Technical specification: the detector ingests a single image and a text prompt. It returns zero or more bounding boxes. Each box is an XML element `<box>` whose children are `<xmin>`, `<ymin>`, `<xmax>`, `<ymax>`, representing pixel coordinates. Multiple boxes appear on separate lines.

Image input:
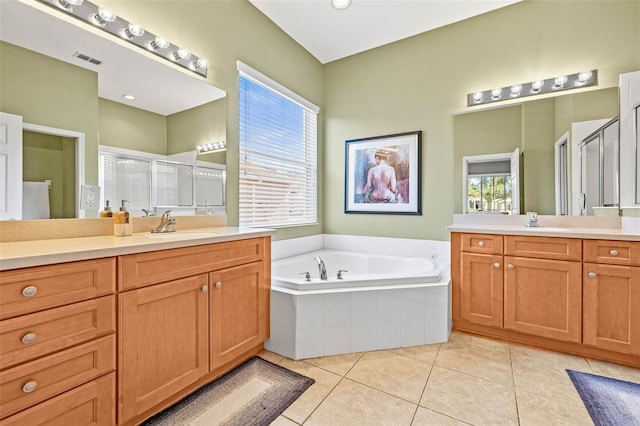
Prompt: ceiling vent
<box><xmin>73</xmin><ymin>51</ymin><xmax>102</xmax><ymax>66</ymax></box>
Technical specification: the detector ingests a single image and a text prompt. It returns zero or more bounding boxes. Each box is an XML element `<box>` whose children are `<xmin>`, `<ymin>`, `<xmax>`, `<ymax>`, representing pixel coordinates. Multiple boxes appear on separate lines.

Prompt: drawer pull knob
<box><xmin>215</xmin><ymin>282</ymin><xmax>222</xmax><ymax>289</ymax></box>
<box><xmin>493</xmin><ymin>262</ymin><xmax>501</xmax><ymax>268</ymax></box>
<box><xmin>478</xmin><ymin>241</ymin><xmax>485</xmax><ymax>247</ymax></box>
<box><xmin>21</xmin><ymin>332</ymin><xmax>37</xmax><ymax>345</ymax></box>
<box><xmin>22</xmin><ymin>381</ymin><xmax>37</xmax><ymax>394</ymax></box>
<box><xmin>507</xmin><ymin>264</ymin><xmax>514</xmax><ymax>269</ymax></box>
<box><xmin>22</xmin><ymin>286</ymin><xmax>38</xmax><ymax>298</ymax></box>
<box><xmin>588</xmin><ymin>272</ymin><xmax>597</xmax><ymax>278</ymax></box>
<box><xmin>609</xmin><ymin>249</ymin><xmax>619</xmax><ymax>256</ymax></box>
<box><xmin>201</xmin><ymin>285</ymin><xmax>208</xmax><ymax>292</ymax></box>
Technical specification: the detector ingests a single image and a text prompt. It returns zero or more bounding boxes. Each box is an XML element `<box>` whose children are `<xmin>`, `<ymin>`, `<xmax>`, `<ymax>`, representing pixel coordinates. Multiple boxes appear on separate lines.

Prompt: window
<box><xmin>462</xmin><ymin>149</ymin><xmax>519</xmax><ymax>215</ymax></box>
<box><xmin>237</xmin><ymin>61</ymin><xmax>318</xmax><ymax>227</ymax></box>
<box><xmin>467</xmin><ymin>176</ymin><xmax>512</xmax><ymax>214</ymax></box>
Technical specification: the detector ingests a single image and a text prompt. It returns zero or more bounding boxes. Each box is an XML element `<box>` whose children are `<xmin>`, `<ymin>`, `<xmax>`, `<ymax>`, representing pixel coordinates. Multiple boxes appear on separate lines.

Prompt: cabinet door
<box><xmin>583</xmin><ymin>263</ymin><xmax>640</xmax><ymax>354</ymax></box>
<box><xmin>210</xmin><ymin>262</ymin><xmax>266</xmax><ymax>369</ymax></box>
<box><xmin>504</xmin><ymin>257</ymin><xmax>582</xmax><ymax>342</ymax></box>
<box><xmin>460</xmin><ymin>253</ymin><xmax>503</xmax><ymax>327</ymax></box>
<box><xmin>118</xmin><ymin>274</ymin><xmax>209</xmax><ymax>423</ymax></box>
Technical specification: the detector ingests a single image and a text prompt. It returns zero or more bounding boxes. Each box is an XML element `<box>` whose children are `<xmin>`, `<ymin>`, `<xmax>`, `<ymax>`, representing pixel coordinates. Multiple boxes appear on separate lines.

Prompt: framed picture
<box><xmin>344</xmin><ymin>130</ymin><xmax>422</xmax><ymax>215</ymax></box>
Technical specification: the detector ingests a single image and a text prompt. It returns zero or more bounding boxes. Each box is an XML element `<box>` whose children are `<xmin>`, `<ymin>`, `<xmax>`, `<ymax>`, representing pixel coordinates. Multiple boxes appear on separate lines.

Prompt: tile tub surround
<box><xmin>267</xmin><ymin>235</ymin><xmax>451</xmax><ymax>360</ymax></box>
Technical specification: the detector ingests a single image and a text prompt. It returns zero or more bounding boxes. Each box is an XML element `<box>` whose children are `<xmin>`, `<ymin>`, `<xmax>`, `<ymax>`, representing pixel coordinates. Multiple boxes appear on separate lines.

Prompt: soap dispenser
<box><xmin>100</xmin><ymin>200</ymin><xmax>113</xmax><ymax>218</ymax></box>
<box><xmin>114</xmin><ymin>200</ymin><xmax>132</xmax><ymax>236</ymax></box>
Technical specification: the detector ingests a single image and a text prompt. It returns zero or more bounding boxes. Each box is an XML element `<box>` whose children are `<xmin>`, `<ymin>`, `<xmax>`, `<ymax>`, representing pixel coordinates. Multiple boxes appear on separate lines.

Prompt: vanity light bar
<box><xmin>198</xmin><ymin>141</ymin><xmax>227</xmax><ymax>153</ymax></box>
<box><xmin>38</xmin><ymin>0</ymin><xmax>208</xmax><ymax>77</ymax></box>
<box><xmin>467</xmin><ymin>70</ymin><xmax>597</xmax><ymax>107</ymax></box>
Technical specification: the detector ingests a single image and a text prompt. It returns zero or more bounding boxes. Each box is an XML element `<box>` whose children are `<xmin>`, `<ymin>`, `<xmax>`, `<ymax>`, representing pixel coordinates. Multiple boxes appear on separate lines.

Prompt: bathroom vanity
<box><xmin>448</xmin><ymin>216</ymin><xmax>640</xmax><ymax>368</ymax></box>
<box><xmin>0</xmin><ymin>227</ymin><xmax>273</xmax><ymax>425</ymax></box>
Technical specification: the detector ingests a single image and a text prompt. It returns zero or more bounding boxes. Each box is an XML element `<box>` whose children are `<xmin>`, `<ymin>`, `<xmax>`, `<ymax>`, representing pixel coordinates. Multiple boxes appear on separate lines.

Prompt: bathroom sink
<box><xmin>521</xmin><ymin>227</ymin><xmax>573</xmax><ymax>233</ymax></box>
<box><xmin>144</xmin><ymin>232</ymin><xmax>219</xmax><ymax>239</ymax></box>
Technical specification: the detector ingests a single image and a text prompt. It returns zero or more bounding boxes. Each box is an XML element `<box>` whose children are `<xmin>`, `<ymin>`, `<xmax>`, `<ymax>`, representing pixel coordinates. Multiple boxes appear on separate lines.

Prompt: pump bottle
<box><xmin>114</xmin><ymin>200</ymin><xmax>132</xmax><ymax>236</ymax></box>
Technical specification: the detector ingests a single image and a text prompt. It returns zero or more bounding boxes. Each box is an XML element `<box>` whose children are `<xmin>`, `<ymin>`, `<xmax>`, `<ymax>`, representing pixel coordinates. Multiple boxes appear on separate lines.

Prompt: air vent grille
<box><xmin>73</xmin><ymin>51</ymin><xmax>102</xmax><ymax>66</ymax></box>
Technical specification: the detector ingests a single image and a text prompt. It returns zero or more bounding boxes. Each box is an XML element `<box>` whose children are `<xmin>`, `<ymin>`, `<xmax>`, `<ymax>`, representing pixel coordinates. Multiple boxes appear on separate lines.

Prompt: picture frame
<box><xmin>344</xmin><ymin>130</ymin><xmax>422</xmax><ymax>215</ymax></box>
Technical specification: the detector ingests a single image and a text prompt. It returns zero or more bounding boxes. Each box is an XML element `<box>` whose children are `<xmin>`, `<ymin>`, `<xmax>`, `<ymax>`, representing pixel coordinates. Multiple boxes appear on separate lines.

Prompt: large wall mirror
<box><xmin>0</xmin><ymin>0</ymin><xmax>227</xmax><ymax>220</ymax></box>
<box><xmin>454</xmin><ymin>87</ymin><xmax>619</xmax><ymax>216</ymax></box>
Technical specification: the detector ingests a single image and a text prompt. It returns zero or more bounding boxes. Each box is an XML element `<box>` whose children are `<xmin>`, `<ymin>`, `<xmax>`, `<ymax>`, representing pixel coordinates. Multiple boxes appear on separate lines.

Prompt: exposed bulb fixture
<box><xmin>467</xmin><ymin>70</ymin><xmax>598</xmax><ymax>107</ymax></box>
<box><xmin>37</xmin><ymin>0</ymin><xmax>209</xmax><ymax>77</ymax></box>
<box><xmin>122</xmin><ymin>94</ymin><xmax>136</xmax><ymax>100</ymax></box>
<box><xmin>148</xmin><ymin>36</ymin><xmax>170</xmax><ymax>51</ymax></box>
<box><xmin>197</xmin><ymin>141</ymin><xmax>227</xmax><ymax>153</ymax></box>
<box><xmin>92</xmin><ymin>7</ymin><xmax>116</xmax><ymax>26</ymax></box>
<box><xmin>332</xmin><ymin>0</ymin><xmax>351</xmax><ymax>10</ymax></box>
<box><xmin>122</xmin><ymin>22</ymin><xmax>144</xmax><ymax>39</ymax></box>
<box><xmin>54</xmin><ymin>0</ymin><xmax>82</xmax><ymax>12</ymax></box>
<box><xmin>171</xmin><ymin>48</ymin><xmax>191</xmax><ymax>61</ymax></box>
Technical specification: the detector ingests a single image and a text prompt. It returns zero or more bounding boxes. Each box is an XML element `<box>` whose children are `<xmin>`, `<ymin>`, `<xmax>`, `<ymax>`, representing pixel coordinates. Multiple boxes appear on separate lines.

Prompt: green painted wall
<box><xmin>324</xmin><ymin>0</ymin><xmax>639</xmax><ymax>241</ymax></box>
<box><xmin>22</xmin><ymin>131</ymin><xmax>75</xmax><ymax>218</ymax></box>
<box><xmin>0</xmin><ymin>41</ymin><xmax>99</xmax><ymax>193</ymax></box>
<box><xmin>98</xmin><ymin>98</ymin><xmax>167</xmax><ymax>155</ymax></box>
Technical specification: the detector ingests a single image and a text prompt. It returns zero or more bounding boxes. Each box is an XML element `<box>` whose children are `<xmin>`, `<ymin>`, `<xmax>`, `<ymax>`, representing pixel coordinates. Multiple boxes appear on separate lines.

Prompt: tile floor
<box><xmin>260</xmin><ymin>331</ymin><xmax>640</xmax><ymax>426</ymax></box>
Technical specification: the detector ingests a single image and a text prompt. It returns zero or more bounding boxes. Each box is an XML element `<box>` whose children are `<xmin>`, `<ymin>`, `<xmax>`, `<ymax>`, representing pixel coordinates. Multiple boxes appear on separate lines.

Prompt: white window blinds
<box><xmin>238</xmin><ymin>61</ymin><xmax>318</xmax><ymax>227</ymax></box>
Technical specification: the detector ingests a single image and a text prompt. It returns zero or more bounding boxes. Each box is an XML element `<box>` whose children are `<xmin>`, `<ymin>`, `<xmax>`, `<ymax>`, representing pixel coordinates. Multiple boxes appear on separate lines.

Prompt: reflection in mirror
<box><xmin>0</xmin><ymin>0</ymin><xmax>226</xmax><ymax>220</ymax></box>
<box><xmin>454</xmin><ymin>88</ymin><xmax>619</xmax><ymax>216</ymax></box>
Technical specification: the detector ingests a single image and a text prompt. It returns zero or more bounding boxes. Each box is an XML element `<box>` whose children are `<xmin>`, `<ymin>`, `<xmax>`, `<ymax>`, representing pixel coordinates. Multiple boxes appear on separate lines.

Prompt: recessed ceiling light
<box><xmin>123</xmin><ymin>94</ymin><xmax>136</xmax><ymax>100</ymax></box>
<box><xmin>332</xmin><ymin>0</ymin><xmax>351</xmax><ymax>10</ymax></box>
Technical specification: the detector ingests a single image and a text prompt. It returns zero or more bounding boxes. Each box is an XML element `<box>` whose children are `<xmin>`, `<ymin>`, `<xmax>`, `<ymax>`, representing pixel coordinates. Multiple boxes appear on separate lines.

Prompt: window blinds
<box><xmin>238</xmin><ymin>62</ymin><xmax>318</xmax><ymax>227</ymax></box>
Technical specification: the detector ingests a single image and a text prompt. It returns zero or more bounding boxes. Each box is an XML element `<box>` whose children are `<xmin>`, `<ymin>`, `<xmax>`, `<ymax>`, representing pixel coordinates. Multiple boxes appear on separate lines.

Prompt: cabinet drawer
<box><xmin>461</xmin><ymin>233</ymin><xmax>503</xmax><ymax>254</ymax></box>
<box><xmin>0</xmin><ymin>335</ymin><xmax>115</xmax><ymax>419</ymax></box>
<box><xmin>583</xmin><ymin>239</ymin><xmax>640</xmax><ymax>266</ymax></box>
<box><xmin>0</xmin><ymin>372</ymin><xmax>115</xmax><ymax>426</ymax></box>
<box><xmin>0</xmin><ymin>258</ymin><xmax>115</xmax><ymax>320</ymax></box>
<box><xmin>0</xmin><ymin>296</ymin><xmax>115</xmax><ymax>370</ymax></box>
<box><xmin>119</xmin><ymin>237</ymin><xmax>266</xmax><ymax>290</ymax></box>
<box><xmin>504</xmin><ymin>235</ymin><xmax>581</xmax><ymax>261</ymax></box>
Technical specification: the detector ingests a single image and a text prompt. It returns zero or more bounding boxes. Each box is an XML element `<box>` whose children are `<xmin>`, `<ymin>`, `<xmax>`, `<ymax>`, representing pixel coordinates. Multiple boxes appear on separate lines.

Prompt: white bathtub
<box><xmin>272</xmin><ymin>250</ymin><xmax>442</xmax><ymax>291</ymax></box>
<box><xmin>266</xmin><ymin>235</ymin><xmax>451</xmax><ymax>360</ymax></box>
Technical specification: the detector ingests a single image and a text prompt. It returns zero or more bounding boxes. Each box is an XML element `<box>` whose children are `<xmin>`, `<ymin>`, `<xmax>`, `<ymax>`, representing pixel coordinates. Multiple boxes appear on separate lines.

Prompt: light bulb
<box><xmin>332</xmin><ymin>0</ymin><xmax>351</xmax><ymax>10</ymax></box>
<box><xmin>510</xmin><ymin>84</ymin><xmax>522</xmax><ymax>96</ymax></box>
<box><xmin>122</xmin><ymin>22</ymin><xmax>144</xmax><ymax>39</ymax></box>
<box><xmin>54</xmin><ymin>0</ymin><xmax>83</xmax><ymax>12</ymax></box>
<box><xmin>172</xmin><ymin>48</ymin><xmax>191</xmax><ymax>61</ymax></box>
<box><xmin>554</xmin><ymin>75</ymin><xmax>568</xmax><ymax>87</ymax></box>
<box><xmin>149</xmin><ymin>36</ymin><xmax>170</xmax><ymax>51</ymax></box>
<box><xmin>93</xmin><ymin>7</ymin><xmax>116</xmax><ymax>26</ymax></box>
<box><xmin>472</xmin><ymin>92</ymin><xmax>483</xmax><ymax>103</ymax></box>
<box><xmin>531</xmin><ymin>80</ymin><xmax>544</xmax><ymax>92</ymax></box>
<box><xmin>578</xmin><ymin>71</ymin><xmax>593</xmax><ymax>83</ymax></box>
<box><xmin>491</xmin><ymin>88</ymin><xmax>502</xmax><ymax>99</ymax></box>
<box><xmin>192</xmin><ymin>58</ymin><xmax>208</xmax><ymax>70</ymax></box>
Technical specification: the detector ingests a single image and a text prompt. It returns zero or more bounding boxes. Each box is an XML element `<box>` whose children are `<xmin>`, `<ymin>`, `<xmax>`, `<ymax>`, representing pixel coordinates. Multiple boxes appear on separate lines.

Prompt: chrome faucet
<box><xmin>151</xmin><ymin>210</ymin><xmax>177</xmax><ymax>233</ymax></box>
<box><xmin>526</xmin><ymin>211</ymin><xmax>540</xmax><ymax>227</ymax></box>
<box><xmin>314</xmin><ymin>256</ymin><xmax>327</xmax><ymax>280</ymax></box>
<box><xmin>141</xmin><ymin>209</ymin><xmax>154</xmax><ymax>217</ymax></box>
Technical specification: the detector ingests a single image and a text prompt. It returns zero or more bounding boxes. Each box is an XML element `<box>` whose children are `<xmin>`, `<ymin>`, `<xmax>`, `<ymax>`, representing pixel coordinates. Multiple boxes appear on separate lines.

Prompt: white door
<box><xmin>0</xmin><ymin>112</ymin><xmax>23</xmax><ymax>220</ymax></box>
<box><xmin>510</xmin><ymin>147</ymin><xmax>520</xmax><ymax>215</ymax></box>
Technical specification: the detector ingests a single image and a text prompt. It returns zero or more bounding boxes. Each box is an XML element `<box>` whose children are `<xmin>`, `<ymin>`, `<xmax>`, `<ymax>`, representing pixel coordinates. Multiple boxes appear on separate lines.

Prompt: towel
<box><xmin>22</xmin><ymin>181</ymin><xmax>50</xmax><ymax>219</ymax></box>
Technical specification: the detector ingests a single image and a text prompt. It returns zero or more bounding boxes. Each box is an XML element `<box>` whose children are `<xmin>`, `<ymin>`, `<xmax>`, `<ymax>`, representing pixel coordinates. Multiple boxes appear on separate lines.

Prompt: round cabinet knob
<box><xmin>507</xmin><ymin>264</ymin><xmax>514</xmax><ymax>269</ymax></box>
<box><xmin>22</xmin><ymin>286</ymin><xmax>38</xmax><ymax>298</ymax></box>
<box><xmin>588</xmin><ymin>272</ymin><xmax>597</xmax><ymax>278</ymax></box>
<box><xmin>22</xmin><ymin>381</ymin><xmax>37</xmax><ymax>394</ymax></box>
<box><xmin>478</xmin><ymin>241</ymin><xmax>485</xmax><ymax>247</ymax></box>
<box><xmin>609</xmin><ymin>249</ymin><xmax>619</xmax><ymax>256</ymax></box>
<box><xmin>215</xmin><ymin>282</ymin><xmax>222</xmax><ymax>289</ymax></box>
<box><xmin>493</xmin><ymin>262</ymin><xmax>501</xmax><ymax>268</ymax></box>
<box><xmin>21</xmin><ymin>332</ymin><xmax>37</xmax><ymax>345</ymax></box>
<box><xmin>201</xmin><ymin>285</ymin><xmax>208</xmax><ymax>292</ymax></box>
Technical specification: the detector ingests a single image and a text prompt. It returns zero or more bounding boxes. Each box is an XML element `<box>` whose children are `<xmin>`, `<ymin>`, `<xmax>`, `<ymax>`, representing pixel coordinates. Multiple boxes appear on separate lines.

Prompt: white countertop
<box><xmin>0</xmin><ymin>227</ymin><xmax>275</xmax><ymax>271</ymax></box>
<box><xmin>446</xmin><ymin>224</ymin><xmax>640</xmax><ymax>241</ymax></box>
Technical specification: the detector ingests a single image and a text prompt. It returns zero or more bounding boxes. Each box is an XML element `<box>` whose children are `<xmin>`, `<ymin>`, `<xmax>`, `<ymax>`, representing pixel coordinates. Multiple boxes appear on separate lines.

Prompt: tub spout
<box><xmin>314</xmin><ymin>256</ymin><xmax>328</xmax><ymax>280</ymax></box>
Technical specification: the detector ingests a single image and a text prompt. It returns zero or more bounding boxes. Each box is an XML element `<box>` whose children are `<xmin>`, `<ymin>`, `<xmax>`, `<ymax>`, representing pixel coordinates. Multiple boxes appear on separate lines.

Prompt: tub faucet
<box><xmin>526</xmin><ymin>211</ymin><xmax>540</xmax><ymax>227</ymax></box>
<box><xmin>314</xmin><ymin>256</ymin><xmax>328</xmax><ymax>280</ymax></box>
<box><xmin>151</xmin><ymin>210</ymin><xmax>177</xmax><ymax>233</ymax></box>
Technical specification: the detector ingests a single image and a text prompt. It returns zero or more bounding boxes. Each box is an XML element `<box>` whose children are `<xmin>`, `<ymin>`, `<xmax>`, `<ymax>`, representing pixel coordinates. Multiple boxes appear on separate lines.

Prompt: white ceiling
<box><xmin>0</xmin><ymin>1</ymin><xmax>226</xmax><ymax>116</ymax></box>
<box><xmin>250</xmin><ymin>0</ymin><xmax>522</xmax><ymax>64</ymax></box>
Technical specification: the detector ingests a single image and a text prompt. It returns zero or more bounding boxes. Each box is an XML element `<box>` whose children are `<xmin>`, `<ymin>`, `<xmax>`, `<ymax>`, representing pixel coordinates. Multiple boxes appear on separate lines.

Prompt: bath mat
<box><xmin>142</xmin><ymin>356</ymin><xmax>314</xmax><ymax>426</ymax></box>
<box><xmin>567</xmin><ymin>369</ymin><xmax>640</xmax><ymax>426</ymax></box>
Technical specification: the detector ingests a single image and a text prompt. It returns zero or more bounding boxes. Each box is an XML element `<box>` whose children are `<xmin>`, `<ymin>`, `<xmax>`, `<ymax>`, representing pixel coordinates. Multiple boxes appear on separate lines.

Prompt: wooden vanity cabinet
<box><xmin>460</xmin><ymin>252</ymin><xmax>504</xmax><ymax>327</ymax></box>
<box><xmin>117</xmin><ymin>237</ymin><xmax>270</xmax><ymax>425</ymax></box>
<box><xmin>583</xmin><ymin>240</ymin><xmax>640</xmax><ymax>355</ymax></box>
<box><xmin>0</xmin><ymin>258</ymin><xmax>116</xmax><ymax>424</ymax></box>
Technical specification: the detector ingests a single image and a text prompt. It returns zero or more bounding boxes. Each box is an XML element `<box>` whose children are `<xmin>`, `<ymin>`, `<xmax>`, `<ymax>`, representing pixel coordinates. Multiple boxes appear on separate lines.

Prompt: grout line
<box><xmin>508</xmin><ymin>343</ymin><xmax>522</xmax><ymax>425</ymax></box>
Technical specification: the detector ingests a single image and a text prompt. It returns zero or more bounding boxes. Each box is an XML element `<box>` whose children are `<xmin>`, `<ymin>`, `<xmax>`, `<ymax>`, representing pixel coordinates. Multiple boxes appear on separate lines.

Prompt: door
<box><xmin>460</xmin><ymin>253</ymin><xmax>504</xmax><ymax>327</ymax></box>
<box><xmin>510</xmin><ymin>147</ymin><xmax>520</xmax><ymax>215</ymax></box>
<box><xmin>210</xmin><ymin>262</ymin><xmax>266</xmax><ymax>369</ymax></box>
<box><xmin>504</xmin><ymin>256</ymin><xmax>582</xmax><ymax>342</ymax></box>
<box><xmin>583</xmin><ymin>263</ymin><xmax>640</xmax><ymax>354</ymax></box>
<box><xmin>0</xmin><ymin>112</ymin><xmax>23</xmax><ymax>220</ymax></box>
<box><xmin>118</xmin><ymin>274</ymin><xmax>209</xmax><ymax>423</ymax></box>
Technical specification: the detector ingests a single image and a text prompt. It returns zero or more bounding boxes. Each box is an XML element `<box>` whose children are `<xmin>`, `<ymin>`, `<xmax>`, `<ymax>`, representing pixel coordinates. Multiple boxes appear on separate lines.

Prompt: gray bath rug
<box><xmin>142</xmin><ymin>356</ymin><xmax>314</xmax><ymax>426</ymax></box>
<box><xmin>567</xmin><ymin>369</ymin><xmax>640</xmax><ymax>426</ymax></box>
